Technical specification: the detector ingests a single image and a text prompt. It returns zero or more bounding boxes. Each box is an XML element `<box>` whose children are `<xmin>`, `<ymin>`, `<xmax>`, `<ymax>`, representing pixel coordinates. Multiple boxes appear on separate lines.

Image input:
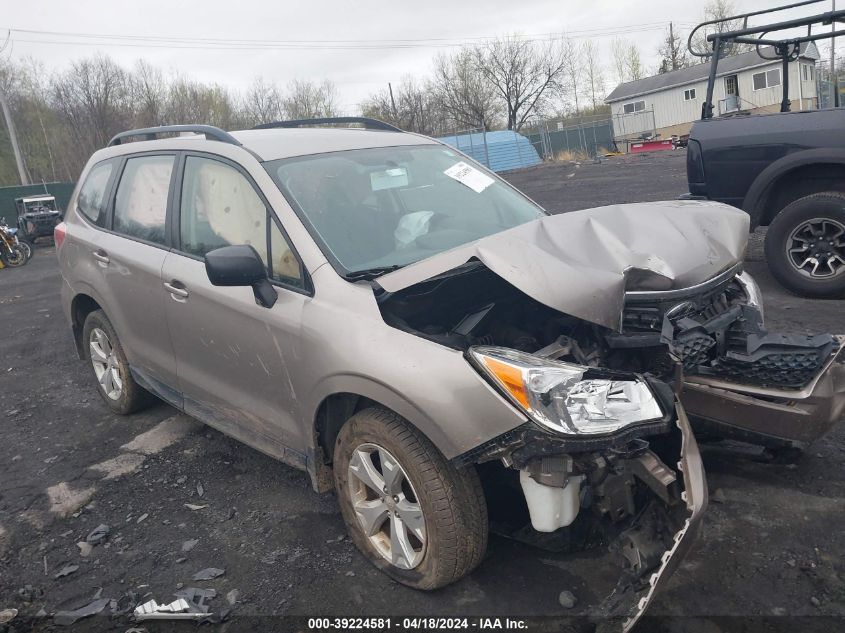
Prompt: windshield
<box><xmin>265</xmin><ymin>145</ymin><xmax>545</xmax><ymax>276</ymax></box>
<box><xmin>23</xmin><ymin>199</ymin><xmax>57</xmax><ymax>213</ymax></box>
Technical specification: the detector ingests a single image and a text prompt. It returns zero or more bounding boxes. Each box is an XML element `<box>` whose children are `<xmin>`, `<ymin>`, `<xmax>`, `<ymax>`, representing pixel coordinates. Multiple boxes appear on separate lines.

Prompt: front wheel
<box><xmin>1</xmin><ymin>244</ymin><xmax>28</xmax><ymax>267</ymax></box>
<box><xmin>765</xmin><ymin>192</ymin><xmax>845</xmax><ymax>298</ymax></box>
<box><xmin>333</xmin><ymin>407</ymin><xmax>488</xmax><ymax>590</ymax></box>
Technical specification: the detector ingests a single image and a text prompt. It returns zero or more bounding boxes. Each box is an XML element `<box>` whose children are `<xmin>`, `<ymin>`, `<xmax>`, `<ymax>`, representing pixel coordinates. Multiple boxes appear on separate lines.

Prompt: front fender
<box><xmin>744</xmin><ymin>148</ymin><xmax>845</xmax><ymax>227</ymax></box>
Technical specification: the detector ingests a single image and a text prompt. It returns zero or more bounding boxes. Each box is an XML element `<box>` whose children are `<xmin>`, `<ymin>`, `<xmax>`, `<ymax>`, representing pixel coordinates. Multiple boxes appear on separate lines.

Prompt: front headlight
<box><xmin>468</xmin><ymin>346</ymin><xmax>664</xmax><ymax>436</ymax></box>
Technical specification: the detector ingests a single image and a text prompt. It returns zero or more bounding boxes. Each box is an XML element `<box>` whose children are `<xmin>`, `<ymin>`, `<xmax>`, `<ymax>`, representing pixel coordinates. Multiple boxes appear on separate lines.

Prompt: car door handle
<box><xmin>92</xmin><ymin>250</ymin><xmax>110</xmax><ymax>265</ymax></box>
<box><xmin>163</xmin><ymin>281</ymin><xmax>189</xmax><ymax>299</ymax></box>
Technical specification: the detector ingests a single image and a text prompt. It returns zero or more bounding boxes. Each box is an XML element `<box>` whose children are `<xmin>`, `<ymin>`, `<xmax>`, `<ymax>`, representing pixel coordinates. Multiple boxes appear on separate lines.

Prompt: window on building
<box><xmin>623</xmin><ymin>100</ymin><xmax>646</xmax><ymax>114</ymax></box>
<box><xmin>683</xmin><ymin>88</ymin><xmax>696</xmax><ymax>101</ymax></box>
<box><xmin>753</xmin><ymin>69</ymin><xmax>782</xmax><ymax>90</ymax></box>
<box><xmin>801</xmin><ymin>63</ymin><xmax>815</xmax><ymax>81</ymax></box>
<box><xmin>113</xmin><ymin>155</ymin><xmax>174</xmax><ymax>246</ymax></box>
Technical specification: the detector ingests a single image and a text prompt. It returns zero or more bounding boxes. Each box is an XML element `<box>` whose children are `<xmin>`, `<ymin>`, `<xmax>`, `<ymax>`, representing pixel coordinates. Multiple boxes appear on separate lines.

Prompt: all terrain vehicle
<box><xmin>686</xmin><ymin>0</ymin><xmax>845</xmax><ymax>298</ymax></box>
<box><xmin>15</xmin><ymin>194</ymin><xmax>61</xmax><ymax>246</ymax></box>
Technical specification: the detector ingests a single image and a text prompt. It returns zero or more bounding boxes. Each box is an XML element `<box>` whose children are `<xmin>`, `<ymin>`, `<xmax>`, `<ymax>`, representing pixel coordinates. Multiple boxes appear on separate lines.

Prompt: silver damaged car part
<box><xmin>56</xmin><ymin>122</ymin><xmax>840</xmax><ymax>629</ymax></box>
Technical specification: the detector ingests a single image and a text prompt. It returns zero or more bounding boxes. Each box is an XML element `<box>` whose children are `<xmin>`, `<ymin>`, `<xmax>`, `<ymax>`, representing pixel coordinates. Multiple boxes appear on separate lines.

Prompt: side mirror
<box><xmin>204</xmin><ymin>245</ymin><xmax>277</xmax><ymax>308</ymax></box>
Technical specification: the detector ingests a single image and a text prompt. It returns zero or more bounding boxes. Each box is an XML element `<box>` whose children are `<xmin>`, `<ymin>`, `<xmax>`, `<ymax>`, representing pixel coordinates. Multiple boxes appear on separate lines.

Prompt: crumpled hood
<box><xmin>377</xmin><ymin>200</ymin><xmax>749</xmax><ymax>331</ymax></box>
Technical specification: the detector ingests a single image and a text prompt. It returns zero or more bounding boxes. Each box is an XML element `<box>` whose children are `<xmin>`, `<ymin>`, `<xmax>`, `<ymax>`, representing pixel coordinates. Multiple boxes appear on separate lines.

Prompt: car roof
<box><xmin>231</xmin><ymin>128</ymin><xmax>438</xmax><ymax>161</ymax></box>
<box><xmin>95</xmin><ymin>127</ymin><xmax>439</xmax><ymax>163</ymax></box>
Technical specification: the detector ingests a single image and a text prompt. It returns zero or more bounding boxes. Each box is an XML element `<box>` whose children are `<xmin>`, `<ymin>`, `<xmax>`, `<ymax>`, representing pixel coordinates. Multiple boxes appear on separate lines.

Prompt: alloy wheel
<box><xmin>89</xmin><ymin>327</ymin><xmax>123</xmax><ymax>400</ymax></box>
<box><xmin>347</xmin><ymin>443</ymin><xmax>426</xmax><ymax>570</ymax></box>
<box><xmin>786</xmin><ymin>217</ymin><xmax>845</xmax><ymax>279</ymax></box>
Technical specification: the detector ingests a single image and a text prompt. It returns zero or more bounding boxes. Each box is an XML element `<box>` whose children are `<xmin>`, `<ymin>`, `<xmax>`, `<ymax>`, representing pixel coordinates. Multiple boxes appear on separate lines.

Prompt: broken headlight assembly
<box><xmin>468</xmin><ymin>346</ymin><xmax>664</xmax><ymax>436</ymax></box>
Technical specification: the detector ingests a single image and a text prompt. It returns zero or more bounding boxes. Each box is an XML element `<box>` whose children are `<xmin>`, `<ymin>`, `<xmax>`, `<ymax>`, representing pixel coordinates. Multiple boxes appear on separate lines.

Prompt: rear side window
<box><xmin>179</xmin><ymin>156</ymin><xmax>304</xmax><ymax>288</ymax></box>
<box><xmin>113</xmin><ymin>155</ymin><xmax>175</xmax><ymax>246</ymax></box>
<box><xmin>77</xmin><ymin>160</ymin><xmax>115</xmax><ymax>226</ymax></box>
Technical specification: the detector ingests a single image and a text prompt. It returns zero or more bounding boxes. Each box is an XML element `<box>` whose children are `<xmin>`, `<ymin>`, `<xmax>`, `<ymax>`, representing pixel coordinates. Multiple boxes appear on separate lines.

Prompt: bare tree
<box><xmin>475</xmin><ymin>36</ymin><xmax>568</xmax><ymax>131</ymax></box>
<box><xmin>51</xmin><ymin>55</ymin><xmax>132</xmax><ymax>169</ymax></box>
<box><xmin>130</xmin><ymin>60</ymin><xmax>167</xmax><ymax>127</ymax></box>
<box><xmin>626</xmin><ymin>43</ymin><xmax>644</xmax><ymax>81</ymax></box>
<box><xmin>431</xmin><ymin>49</ymin><xmax>501</xmax><ymax>130</ymax></box>
<box><xmin>165</xmin><ymin>76</ymin><xmax>239</xmax><ymax>129</ymax></box>
<box><xmin>242</xmin><ymin>77</ymin><xmax>282</xmax><ymax>125</ymax></box>
<box><xmin>582</xmin><ymin>40</ymin><xmax>605</xmax><ymax>109</ymax></box>
<box><xmin>611</xmin><ymin>38</ymin><xmax>629</xmax><ymax>85</ymax></box>
<box><xmin>561</xmin><ymin>38</ymin><xmax>582</xmax><ymax>113</ymax></box>
<box><xmin>281</xmin><ymin>79</ymin><xmax>338</xmax><ymax>119</ymax></box>
<box><xmin>362</xmin><ymin>77</ymin><xmax>448</xmax><ymax>136</ymax></box>
<box><xmin>658</xmin><ymin>23</ymin><xmax>688</xmax><ymax>74</ymax></box>
<box><xmin>691</xmin><ymin>0</ymin><xmax>752</xmax><ymax>57</ymax></box>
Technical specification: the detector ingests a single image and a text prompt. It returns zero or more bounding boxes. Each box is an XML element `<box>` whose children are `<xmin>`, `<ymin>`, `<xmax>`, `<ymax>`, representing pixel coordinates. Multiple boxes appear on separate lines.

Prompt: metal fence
<box><xmin>526</xmin><ymin>118</ymin><xmax>614</xmax><ymax>159</ymax></box>
<box><xmin>610</xmin><ymin>108</ymin><xmax>657</xmax><ymax>143</ymax></box>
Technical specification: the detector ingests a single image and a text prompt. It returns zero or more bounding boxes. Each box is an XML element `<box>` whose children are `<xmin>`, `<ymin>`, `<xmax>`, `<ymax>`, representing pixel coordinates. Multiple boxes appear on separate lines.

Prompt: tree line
<box><xmin>0</xmin><ymin>0</ymin><xmax>742</xmax><ymax>186</ymax></box>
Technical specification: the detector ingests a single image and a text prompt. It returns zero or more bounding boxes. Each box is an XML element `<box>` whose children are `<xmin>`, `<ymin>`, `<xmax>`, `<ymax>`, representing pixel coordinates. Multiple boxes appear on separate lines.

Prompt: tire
<box><xmin>17</xmin><ymin>239</ymin><xmax>33</xmax><ymax>260</ymax></box>
<box><xmin>2</xmin><ymin>244</ymin><xmax>28</xmax><ymax>267</ymax></box>
<box><xmin>82</xmin><ymin>309</ymin><xmax>153</xmax><ymax>415</ymax></box>
<box><xmin>765</xmin><ymin>192</ymin><xmax>845</xmax><ymax>298</ymax></box>
<box><xmin>333</xmin><ymin>407</ymin><xmax>488</xmax><ymax>590</ymax></box>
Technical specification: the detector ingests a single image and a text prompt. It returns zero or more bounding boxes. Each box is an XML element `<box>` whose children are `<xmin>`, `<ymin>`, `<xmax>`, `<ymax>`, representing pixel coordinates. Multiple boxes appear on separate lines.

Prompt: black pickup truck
<box><xmin>685</xmin><ymin>1</ymin><xmax>845</xmax><ymax>298</ymax></box>
<box><xmin>687</xmin><ymin>108</ymin><xmax>845</xmax><ymax>297</ymax></box>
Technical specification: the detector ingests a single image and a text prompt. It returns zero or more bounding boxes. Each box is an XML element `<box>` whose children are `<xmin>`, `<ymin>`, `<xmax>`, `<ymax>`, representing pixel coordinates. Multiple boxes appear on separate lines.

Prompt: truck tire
<box><xmin>765</xmin><ymin>192</ymin><xmax>845</xmax><ymax>298</ymax></box>
<box><xmin>333</xmin><ymin>407</ymin><xmax>488</xmax><ymax>590</ymax></box>
<box><xmin>82</xmin><ymin>309</ymin><xmax>154</xmax><ymax>415</ymax></box>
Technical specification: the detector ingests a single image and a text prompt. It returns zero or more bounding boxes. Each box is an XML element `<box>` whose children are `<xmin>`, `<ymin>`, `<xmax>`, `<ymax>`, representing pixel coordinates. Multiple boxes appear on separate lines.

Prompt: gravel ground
<box><xmin>0</xmin><ymin>151</ymin><xmax>843</xmax><ymax>631</ymax></box>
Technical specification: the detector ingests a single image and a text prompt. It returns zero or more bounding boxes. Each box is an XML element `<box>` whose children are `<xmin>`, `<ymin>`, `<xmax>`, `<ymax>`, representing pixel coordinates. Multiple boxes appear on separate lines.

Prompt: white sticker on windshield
<box><xmin>443</xmin><ymin>161</ymin><xmax>494</xmax><ymax>193</ymax></box>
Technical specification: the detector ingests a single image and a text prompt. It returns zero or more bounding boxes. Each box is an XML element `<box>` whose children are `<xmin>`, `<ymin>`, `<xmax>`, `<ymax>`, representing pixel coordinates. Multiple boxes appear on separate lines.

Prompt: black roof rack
<box><xmin>108</xmin><ymin>125</ymin><xmax>241</xmax><ymax>147</ymax></box>
<box><xmin>689</xmin><ymin>0</ymin><xmax>845</xmax><ymax>119</ymax></box>
<box><xmin>252</xmin><ymin>117</ymin><xmax>401</xmax><ymax>132</ymax></box>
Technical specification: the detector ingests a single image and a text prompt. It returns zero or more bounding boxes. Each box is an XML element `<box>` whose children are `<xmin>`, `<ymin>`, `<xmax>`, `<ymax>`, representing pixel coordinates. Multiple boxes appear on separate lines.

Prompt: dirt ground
<box><xmin>1</xmin><ymin>151</ymin><xmax>844</xmax><ymax>631</ymax></box>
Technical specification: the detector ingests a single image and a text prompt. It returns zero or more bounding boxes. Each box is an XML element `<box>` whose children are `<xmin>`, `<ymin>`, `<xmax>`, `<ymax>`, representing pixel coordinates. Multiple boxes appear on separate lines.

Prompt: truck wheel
<box><xmin>82</xmin><ymin>310</ymin><xmax>153</xmax><ymax>415</ymax></box>
<box><xmin>765</xmin><ymin>192</ymin><xmax>845</xmax><ymax>298</ymax></box>
<box><xmin>333</xmin><ymin>407</ymin><xmax>488</xmax><ymax>590</ymax></box>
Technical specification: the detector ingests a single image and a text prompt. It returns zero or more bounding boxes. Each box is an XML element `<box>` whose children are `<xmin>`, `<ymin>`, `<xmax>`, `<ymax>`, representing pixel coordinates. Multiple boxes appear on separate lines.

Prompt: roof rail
<box><xmin>107</xmin><ymin>125</ymin><xmax>241</xmax><ymax>147</ymax></box>
<box><xmin>252</xmin><ymin>117</ymin><xmax>402</xmax><ymax>132</ymax></box>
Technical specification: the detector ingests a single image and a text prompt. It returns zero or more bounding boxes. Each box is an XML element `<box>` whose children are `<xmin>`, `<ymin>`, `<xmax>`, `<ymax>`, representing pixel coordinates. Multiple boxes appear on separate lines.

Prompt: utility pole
<box><xmin>388</xmin><ymin>82</ymin><xmax>397</xmax><ymax>120</ymax></box>
<box><xmin>670</xmin><ymin>22</ymin><xmax>676</xmax><ymax>70</ymax></box>
<box><xmin>0</xmin><ymin>85</ymin><xmax>28</xmax><ymax>185</ymax></box>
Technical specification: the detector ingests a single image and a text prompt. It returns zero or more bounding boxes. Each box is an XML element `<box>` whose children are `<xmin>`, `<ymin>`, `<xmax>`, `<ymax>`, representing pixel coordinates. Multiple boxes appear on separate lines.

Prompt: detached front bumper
<box><xmin>608</xmin><ymin>403</ymin><xmax>707</xmax><ymax>632</ymax></box>
<box><xmin>681</xmin><ymin>337</ymin><xmax>845</xmax><ymax>449</ymax></box>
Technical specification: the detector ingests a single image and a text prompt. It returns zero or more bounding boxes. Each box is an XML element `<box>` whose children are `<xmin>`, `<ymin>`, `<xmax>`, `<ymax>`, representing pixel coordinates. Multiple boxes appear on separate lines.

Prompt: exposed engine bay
<box><xmin>374</xmin><ymin>259</ymin><xmax>836</xmax><ymax>628</ymax></box>
<box><xmin>376</xmin><ymin>260</ymin><xmax>836</xmax><ymax>390</ymax></box>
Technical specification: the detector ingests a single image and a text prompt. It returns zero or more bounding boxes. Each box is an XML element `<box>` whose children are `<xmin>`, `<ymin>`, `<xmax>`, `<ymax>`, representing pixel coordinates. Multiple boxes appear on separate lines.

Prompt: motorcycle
<box><xmin>0</xmin><ymin>217</ymin><xmax>29</xmax><ymax>268</ymax></box>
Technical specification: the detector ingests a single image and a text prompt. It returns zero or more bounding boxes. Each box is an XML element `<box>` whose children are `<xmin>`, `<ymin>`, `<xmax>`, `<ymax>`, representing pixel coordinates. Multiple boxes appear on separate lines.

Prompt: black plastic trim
<box><xmin>108</xmin><ymin>125</ymin><xmax>241</xmax><ymax>147</ymax></box>
<box><xmin>253</xmin><ymin>117</ymin><xmax>401</xmax><ymax>132</ymax></box>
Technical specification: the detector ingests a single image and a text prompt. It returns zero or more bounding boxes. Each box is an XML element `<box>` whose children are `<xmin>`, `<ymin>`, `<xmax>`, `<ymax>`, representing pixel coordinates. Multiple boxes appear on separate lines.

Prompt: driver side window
<box><xmin>179</xmin><ymin>156</ymin><xmax>304</xmax><ymax>288</ymax></box>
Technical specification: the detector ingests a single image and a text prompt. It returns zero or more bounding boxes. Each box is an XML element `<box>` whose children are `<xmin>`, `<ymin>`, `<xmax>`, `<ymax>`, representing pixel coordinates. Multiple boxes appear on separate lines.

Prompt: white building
<box><xmin>605</xmin><ymin>44</ymin><xmax>820</xmax><ymax>143</ymax></box>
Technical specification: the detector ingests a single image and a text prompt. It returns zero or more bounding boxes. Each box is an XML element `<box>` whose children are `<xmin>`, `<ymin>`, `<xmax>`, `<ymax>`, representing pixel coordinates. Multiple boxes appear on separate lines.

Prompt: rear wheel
<box><xmin>17</xmin><ymin>239</ymin><xmax>33</xmax><ymax>260</ymax></box>
<box><xmin>82</xmin><ymin>310</ymin><xmax>153</xmax><ymax>415</ymax></box>
<box><xmin>765</xmin><ymin>192</ymin><xmax>845</xmax><ymax>298</ymax></box>
<box><xmin>333</xmin><ymin>407</ymin><xmax>488</xmax><ymax>590</ymax></box>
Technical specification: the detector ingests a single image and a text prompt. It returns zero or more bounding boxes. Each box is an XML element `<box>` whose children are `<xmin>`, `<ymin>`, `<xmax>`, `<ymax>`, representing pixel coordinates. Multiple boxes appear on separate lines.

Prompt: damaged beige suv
<box><xmin>57</xmin><ymin>119</ymin><xmax>844</xmax><ymax>628</ymax></box>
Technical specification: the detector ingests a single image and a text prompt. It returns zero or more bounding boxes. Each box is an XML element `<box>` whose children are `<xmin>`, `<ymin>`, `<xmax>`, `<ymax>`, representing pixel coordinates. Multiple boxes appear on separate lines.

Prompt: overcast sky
<box><xmin>0</xmin><ymin>0</ymin><xmax>835</xmax><ymax>112</ymax></box>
